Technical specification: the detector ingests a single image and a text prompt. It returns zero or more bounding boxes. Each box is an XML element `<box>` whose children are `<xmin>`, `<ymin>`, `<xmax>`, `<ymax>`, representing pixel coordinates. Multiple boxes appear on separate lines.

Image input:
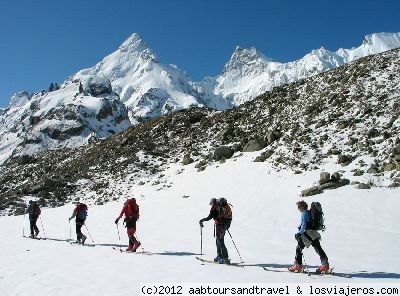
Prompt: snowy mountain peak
<box><xmin>117</xmin><ymin>33</ymin><xmax>158</xmax><ymax>62</ymax></box>
<box><xmin>8</xmin><ymin>91</ymin><xmax>31</xmax><ymax>110</ymax></box>
<box><xmin>362</xmin><ymin>32</ymin><xmax>400</xmax><ymax>50</ymax></box>
<box><xmin>223</xmin><ymin>46</ymin><xmax>274</xmax><ymax>75</ymax></box>
<box><xmin>336</xmin><ymin>32</ymin><xmax>400</xmax><ymax>62</ymax></box>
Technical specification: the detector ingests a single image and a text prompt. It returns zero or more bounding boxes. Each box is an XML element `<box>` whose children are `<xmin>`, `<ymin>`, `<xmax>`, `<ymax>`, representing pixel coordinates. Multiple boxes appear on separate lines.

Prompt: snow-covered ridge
<box><xmin>202</xmin><ymin>32</ymin><xmax>400</xmax><ymax>106</ymax></box>
<box><xmin>0</xmin><ymin>78</ymin><xmax>131</xmax><ymax>164</ymax></box>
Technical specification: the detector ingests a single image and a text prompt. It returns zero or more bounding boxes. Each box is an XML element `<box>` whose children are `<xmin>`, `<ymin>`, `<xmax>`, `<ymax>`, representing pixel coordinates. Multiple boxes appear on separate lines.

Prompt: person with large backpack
<box><xmin>289</xmin><ymin>200</ymin><xmax>329</xmax><ymax>273</ymax></box>
<box><xmin>69</xmin><ymin>202</ymin><xmax>88</xmax><ymax>244</ymax></box>
<box><xmin>115</xmin><ymin>197</ymin><xmax>141</xmax><ymax>252</ymax></box>
<box><xmin>199</xmin><ymin>197</ymin><xmax>232</xmax><ymax>264</ymax></box>
<box><xmin>26</xmin><ymin>200</ymin><xmax>41</xmax><ymax>238</ymax></box>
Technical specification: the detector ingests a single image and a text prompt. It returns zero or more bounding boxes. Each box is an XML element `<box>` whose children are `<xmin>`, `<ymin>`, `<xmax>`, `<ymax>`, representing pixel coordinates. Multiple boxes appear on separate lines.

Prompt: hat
<box><xmin>209</xmin><ymin>198</ymin><xmax>217</xmax><ymax>205</ymax></box>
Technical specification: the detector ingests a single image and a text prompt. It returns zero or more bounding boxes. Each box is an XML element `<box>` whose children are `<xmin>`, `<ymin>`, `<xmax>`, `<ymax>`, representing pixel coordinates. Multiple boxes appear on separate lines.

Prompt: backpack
<box><xmin>32</xmin><ymin>203</ymin><xmax>41</xmax><ymax>216</ymax></box>
<box><xmin>126</xmin><ymin>198</ymin><xmax>139</xmax><ymax>221</ymax></box>
<box><xmin>308</xmin><ymin>202</ymin><xmax>325</xmax><ymax>231</ymax></box>
<box><xmin>76</xmin><ymin>204</ymin><xmax>88</xmax><ymax>220</ymax></box>
<box><xmin>218</xmin><ymin>198</ymin><xmax>232</xmax><ymax>223</ymax></box>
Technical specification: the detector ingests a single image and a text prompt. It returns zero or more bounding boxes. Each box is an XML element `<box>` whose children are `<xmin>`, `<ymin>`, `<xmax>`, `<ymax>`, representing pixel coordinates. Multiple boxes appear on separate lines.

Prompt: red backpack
<box><xmin>126</xmin><ymin>198</ymin><xmax>139</xmax><ymax>221</ymax></box>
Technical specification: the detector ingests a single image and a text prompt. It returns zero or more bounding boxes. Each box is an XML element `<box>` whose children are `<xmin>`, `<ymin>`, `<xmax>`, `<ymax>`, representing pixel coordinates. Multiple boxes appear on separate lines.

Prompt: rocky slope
<box><xmin>1</xmin><ymin>47</ymin><xmax>399</xmax><ymax>216</ymax></box>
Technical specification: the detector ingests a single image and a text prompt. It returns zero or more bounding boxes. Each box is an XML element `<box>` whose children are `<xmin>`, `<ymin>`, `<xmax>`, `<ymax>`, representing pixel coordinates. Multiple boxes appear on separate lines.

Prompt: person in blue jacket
<box><xmin>289</xmin><ymin>200</ymin><xmax>329</xmax><ymax>273</ymax></box>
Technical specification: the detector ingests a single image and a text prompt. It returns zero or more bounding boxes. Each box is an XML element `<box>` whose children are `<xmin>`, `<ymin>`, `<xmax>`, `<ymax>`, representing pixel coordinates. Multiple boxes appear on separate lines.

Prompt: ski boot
<box><xmin>288</xmin><ymin>264</ymin><xmax>304</xmax><ymax>273</ymax></box>
<box><xmin>81</xmin><ymin>235</ymin><xmax>87</xmax><ymax>245</ymax></box>
<box><xmin>132</xmin><ymin>241</ymin><xmax>141</xmax><ymax>252</ymax></box>
<box><xmin>126</xmin><ymin>245</ymin><xmax>134</xmax><ymax>252</ymax></box>
<box><xmin>34</xmin><ymin>230</ymin><xmax>39</xmax><ymax>238</ymax></box>
<box><xmin>214</xmin><ymin>256</ymin><xmax>221</xmax><ymax>262</ymax></box>
<box><xmin>316</xmin><ymin>264</ymin><xmax>330</xmax><ymax>274</ymax></box>
<box><xmin>218</xmin><ymin>257</ymin><xmax>231</xmax><ymax>265</ymax></box>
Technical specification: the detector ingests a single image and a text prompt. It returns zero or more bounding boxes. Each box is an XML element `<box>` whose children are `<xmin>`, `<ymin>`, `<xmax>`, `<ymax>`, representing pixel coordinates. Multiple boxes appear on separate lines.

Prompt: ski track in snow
<box><xmin>1</xmin><ymin>156</ymin><xmax>400</xmax><ymax>295</ymax></box>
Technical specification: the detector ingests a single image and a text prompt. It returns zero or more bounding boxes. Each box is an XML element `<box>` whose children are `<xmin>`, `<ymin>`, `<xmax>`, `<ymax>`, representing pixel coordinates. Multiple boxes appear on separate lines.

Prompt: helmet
<box><xmin>209</xmin><ymin>198</ymin><xmax>217</xmax><ymax>205</ymax></box>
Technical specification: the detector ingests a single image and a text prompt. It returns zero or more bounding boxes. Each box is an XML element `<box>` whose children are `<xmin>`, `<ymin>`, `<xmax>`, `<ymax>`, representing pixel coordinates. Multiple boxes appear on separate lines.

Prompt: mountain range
<box><xmin>0</xmin><ymin>32</ymin><xmax>399</xmax><ymax>164</ymax></box>
<box><xmin>1</xmin><ymin>43</ymin><xmax>399</xmax><ymax>215</ymax></box>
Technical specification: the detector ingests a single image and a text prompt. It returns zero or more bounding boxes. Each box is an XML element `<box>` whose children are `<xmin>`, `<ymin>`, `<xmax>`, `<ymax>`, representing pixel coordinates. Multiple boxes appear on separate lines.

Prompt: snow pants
<box><xmin>215</xmin><ymin>223</ymin><xmax>229</xmax><ymax>259</ymax></box>
<box><xmin>29</xmin><ymin>216</ymin><xmax>39</xmax><ymax>236</ymax></box>
<box><xmin>75</xmin><ymin>218</ymin><xmax>85</xmax><ymax>241</ymax></box>
<box><xmin>125</xmin><ymin>218</ymin><xmax>138</xmax><ymax>247</ymax></box>
<box><xmin>127</xmin><ymin>227</ymin><xmax>138</xmax><ymax>247</ymax></box>
<box><xmin>295</xmin><ymin>237</ymin><xmax>328</xmax><ymax>265</ymax></box>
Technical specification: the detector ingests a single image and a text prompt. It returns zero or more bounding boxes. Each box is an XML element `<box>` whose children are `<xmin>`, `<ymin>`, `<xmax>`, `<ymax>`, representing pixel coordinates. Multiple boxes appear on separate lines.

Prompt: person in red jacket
<box><xmin>115</xmin><ymin>197</ymin><xmax>141</xmax><ymax>252</ymax></box>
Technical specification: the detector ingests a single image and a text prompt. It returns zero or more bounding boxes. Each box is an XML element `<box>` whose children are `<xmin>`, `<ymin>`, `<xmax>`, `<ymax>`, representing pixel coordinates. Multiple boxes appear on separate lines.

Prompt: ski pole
<box><xmin>227</xmin><ymin>229</ymin><xmax>244</xmax><ymax>263</ymax></box>
<box><xmin>23</xmin><ymin>213</ymin><xmax>26</xmax><ymax>237</ymax></box>
<box><xmin>302</xmin><ymin>253</ymin><xmax>310</xmax><ymax>276</ymax></box>
<box><xmin>116</xmin><ymin>223</ymin><xmax>122</xmax><ymax>251</ymax></box>
<box><xmin>39</xmin><ymin>216</ymin><xmax>47</xmax><ymax>239</ymax></box>
<box><xmin>84</xmin><ymin>224</ymin><xmax>95</xmax><ymax>243</ymax></box>
<box><xmin>69</xmin><ymin>219</ymin><xmax>72</xmax><ymax>241</ymax></box>
<box><xmin>200</xmin><ymin>226</ymin><xmax>203</xmax><ymax>256</ymax></box>
<box><xmin>135</xmin><ymin>234</ymin><xmax>144</xmax><ymax>252</ymax></box>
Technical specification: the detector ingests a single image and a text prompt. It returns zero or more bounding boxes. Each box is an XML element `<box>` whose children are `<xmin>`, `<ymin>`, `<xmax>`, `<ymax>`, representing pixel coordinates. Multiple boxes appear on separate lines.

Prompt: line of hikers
<box><xmin>26</xmin><ymin>197</ymin><xmax>142</xmax><ymax>252</ymax></box>
<box><xmin>25</xmin><ymin>196</ymin><xmax>330</xmax><ymax>273</ymax></box>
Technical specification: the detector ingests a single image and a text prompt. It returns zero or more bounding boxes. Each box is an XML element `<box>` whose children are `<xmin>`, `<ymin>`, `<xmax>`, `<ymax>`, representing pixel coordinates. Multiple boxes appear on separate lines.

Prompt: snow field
<box><xmin>0</xmin><ymin>156</ymin><xmax>399</xmax><ymax>296</ymax></box>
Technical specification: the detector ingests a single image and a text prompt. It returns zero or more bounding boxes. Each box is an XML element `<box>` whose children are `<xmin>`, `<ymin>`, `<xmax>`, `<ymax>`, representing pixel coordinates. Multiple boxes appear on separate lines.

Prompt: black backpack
<box><xmin>76</xmin><ymin>204</ymin><xmax>88</xmax><ymax>220</ymax></box>
<box><xmin>32</xmin><ymin>202</ymin><xmax>41</xmax><ymax>216</ymax></box>
<box><xmin>308</xmin><ymin>202</ymin><xmax>325</xmax><ymax>231</ymax></box>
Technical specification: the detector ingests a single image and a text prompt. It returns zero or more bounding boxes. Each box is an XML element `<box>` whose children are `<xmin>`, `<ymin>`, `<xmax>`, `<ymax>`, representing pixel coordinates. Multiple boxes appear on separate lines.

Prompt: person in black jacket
<box><xmin>199</xmin><ymin>198</ymin><xmax>231</xmax><ymax>264</ymax></box>
<box><xmin>26</xmin><ymin>200</ymin><xmax>41</xmax><ymax>238</ymax></box>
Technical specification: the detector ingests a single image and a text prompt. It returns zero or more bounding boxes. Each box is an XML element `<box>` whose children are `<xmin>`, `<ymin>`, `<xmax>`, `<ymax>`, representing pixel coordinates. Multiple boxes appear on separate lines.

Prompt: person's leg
<box><xmin>33</xmin><ymin>217</ymin><xmax>39</xmax><ymax>236</ymax></box>
<box><xmin>295</xmin><ymin>241</ymin><xmax>305</xmax><ymax>265</ymax></box>
<box><xmin>30</xmin><ymin>218</ymin><xmax>35</xmax><ymax>237</ymax></box>
<box><xmin>215</xmin><ymin>224</ymin><xmax>223</xmax><ymax>259</ymax></box>
<box><xmin>127</xmin><ymin>227</ymin><xmax>137</xmax><ymax>246</ymax></box>
<box><xmin>289</xmin><ymin>238</ymin><xmax>305</xmax><ymax>272</ymax></box>
<box><xmin>312</xmin><ymin>239</ymin><xmax>329</xmax><ymax>266</ymax></box>
<box><xmin>76</xmin><ymin>222</ymin><xmax>83</xmax><ymax>242</ymax></box>
<box><xmin>216</xmin><ymin>224</ymin><xmax>229</xmax><ymax>262</ymax></box>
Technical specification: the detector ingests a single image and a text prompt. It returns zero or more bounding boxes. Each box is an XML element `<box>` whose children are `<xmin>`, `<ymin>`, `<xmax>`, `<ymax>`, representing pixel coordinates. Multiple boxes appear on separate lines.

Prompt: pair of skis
<box><xmin>22</xmin><ymin>235</ymin><xmax>45</xmax><ymax>240</ymax></box>
<box><xmin>195</xmin><ymin>257</ymin><xmax>244</xmax><ymax>268</ymax></box>
<box><xmin>112</xmin><ymin>246</ymin><xmax>151</xmax><ymax>255</ymax></box>
<box><xmin>69</xmin><ymin>240</ymin><xmax>95</xmax><ymax>247</ymax></box>
<box><xmin>262</xmin><ymin>266</ymin><xmax>351</xmax><ymax>278</ymax></box>
<box><xmin>197</xmin><ymin>257</ymin><xmax>351</xmax><ymax>278</ymax></box>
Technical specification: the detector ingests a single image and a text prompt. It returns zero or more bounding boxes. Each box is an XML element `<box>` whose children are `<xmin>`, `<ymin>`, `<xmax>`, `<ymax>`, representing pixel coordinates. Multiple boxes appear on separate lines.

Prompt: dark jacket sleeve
<box><xmin>203</xmin><ymin>207</ymin><xmax>218</xmax><ymax>221</ymax></box>
<box><xmin>26</xmin><ymin>204</ymin><xmax>32</xmax><ymax>215</ymax></box>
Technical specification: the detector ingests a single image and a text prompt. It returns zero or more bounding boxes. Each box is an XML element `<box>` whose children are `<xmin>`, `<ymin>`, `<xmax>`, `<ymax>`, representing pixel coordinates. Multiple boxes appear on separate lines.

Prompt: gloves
<box><xmin>115</xmin><ymin>218</ymin><xmax>119</xmax><ymax>224</ymax></box>
<box><xmin>68</xmin><ymin>217</ymin><xmax>72</xmax><ymax>221</ymax></box>
<box><xmin>199</xmin><ymin>219</ymin><xmax>204</xmax><ymax>227</ymax></box>
<box><xmin>295</xmin><ymin>233</ymin><xmax>301</xmax><ymax>242</ymax></box>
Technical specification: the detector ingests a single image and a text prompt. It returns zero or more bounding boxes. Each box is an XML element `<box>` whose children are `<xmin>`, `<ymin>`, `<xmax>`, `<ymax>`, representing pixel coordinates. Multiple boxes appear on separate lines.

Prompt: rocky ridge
<box><xmin>0</xmin><ymin>48</ymin><xmax>399</xmax><ymax>216</ymax></box>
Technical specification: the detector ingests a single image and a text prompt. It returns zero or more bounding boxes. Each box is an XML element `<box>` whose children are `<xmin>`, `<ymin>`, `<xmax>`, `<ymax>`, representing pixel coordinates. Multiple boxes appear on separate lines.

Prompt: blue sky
<box><xmin>1</xmin><ymin>0</ymin><xmax>399</xmax><ymax>108</ymax></box>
